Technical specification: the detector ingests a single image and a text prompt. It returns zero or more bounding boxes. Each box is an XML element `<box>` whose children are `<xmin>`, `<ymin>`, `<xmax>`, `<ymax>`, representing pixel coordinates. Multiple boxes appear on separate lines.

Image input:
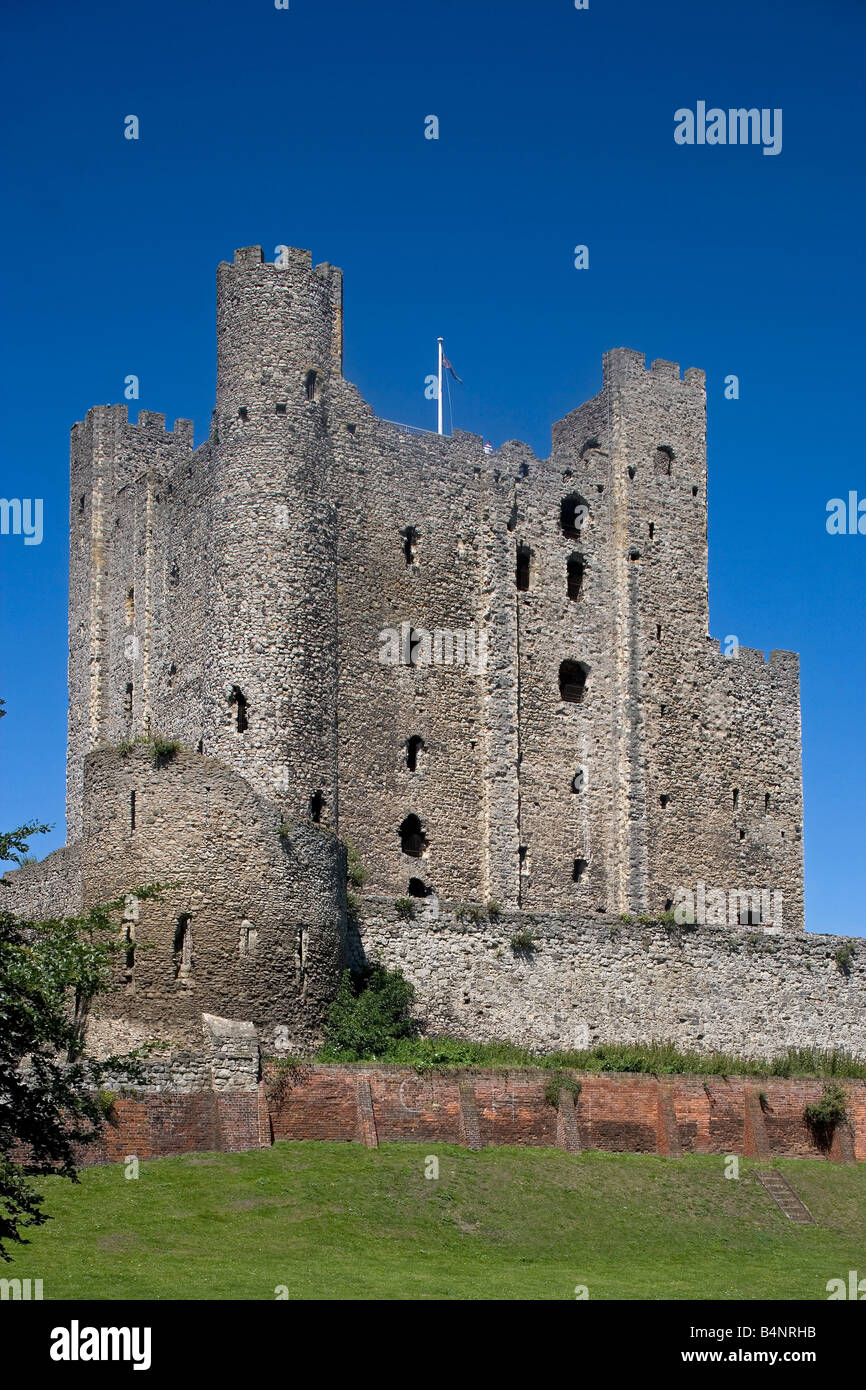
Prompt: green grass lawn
<box><xmin>6</xmin><ymin>1144</ymin><xmax>864</xmax><ymax>1300</ymax></box>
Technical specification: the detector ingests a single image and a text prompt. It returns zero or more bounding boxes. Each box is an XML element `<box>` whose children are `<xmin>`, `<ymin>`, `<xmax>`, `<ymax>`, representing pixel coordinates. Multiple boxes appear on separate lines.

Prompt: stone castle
<box><xmin>3</xmin><ymin>245</ymin><xmax>862</xmax><ymax>1061</ymax></box>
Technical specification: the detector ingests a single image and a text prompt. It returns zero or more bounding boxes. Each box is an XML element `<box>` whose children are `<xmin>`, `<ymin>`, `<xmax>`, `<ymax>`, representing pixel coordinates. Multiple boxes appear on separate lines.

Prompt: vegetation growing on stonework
<box><xmin>114</xmin><ymin>732</ymin><xmax>181</xmax><ymax>766</ymax></box>
<box><xmin>319</xmin><ymin>964</ymin><xmax>419</xmax><ymax>1061</ymax></box>
<box><xmin>510</xmin><ymin>927</ymin><xmax>538</xmax><ymax>952</ymax></box>
<box><xmin>834</xmin><ymin>944</ymin><xmax>854</xmax><ymax>976</ymax></box>
<box><xmin>313</xmin><ymin>1033</ymin><xmax>866</xmax><ymax>1079</ymax></box>
<box><xmin>151</xmin><ymin>736</ymin><xmax>181</xmax><ymax>764</ymax></box>
<box><xmin>543</xmin><ymin>1073</ymin><xmax>582</xmax><ymax>1108</ymax></box>
<box><xmin>455</xmin><ymin>902</ymin><xmax>487</xmax><ymax>923</ymax></box>
<box><xmin>804</xmin><ymin>1082</ymin><xmax>848</xmax><ymax>1145</ymax></box>
<box><xmin>345</xmin><ymin>842</ymin><xmax>368</xmax><ymax>889</ymax></box>
<box><xmin>636</xmin><ymin>910</ymin><xmax>679</xmax><ymax>929</ymax></box>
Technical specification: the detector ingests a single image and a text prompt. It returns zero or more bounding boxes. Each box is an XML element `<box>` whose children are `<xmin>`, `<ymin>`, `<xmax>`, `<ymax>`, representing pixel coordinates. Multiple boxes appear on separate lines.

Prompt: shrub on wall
<box><xmin>804</xmin><ymin>1082</ymin><xmax>848</xmax><ymax>1148</ymax></box>
<box><xmin>543</xmin><ymin>1073</ymin><xmax>582</xmax><ymax>1108</ymax></box>
<box><xmin>345</xmin><ymin>843</ymin><xmax>368</xmax><ymax>889</ymax></box>
<box><xmin>266</xmin><ymin>1058</ymin><xmax>312</xmax><ymax>1108</ymax></box>
<box><xmin>151</xmin><ymin>737</ymin><xmax>180</xmax><ymax>764</ymax></box>
<box><xmin>320</xmin><ymin>964</ymin><xmax>419</xmax><ymax>1061</ymax></box>
<box><xmin>510</xmin><ymin>927</ymin><xmax>538</xmax><ymax>953</ymax></box>
<box><xmin>834</xmin><ymin>945</ymin><xmax>854</xmax><ymax>977</ymax></box>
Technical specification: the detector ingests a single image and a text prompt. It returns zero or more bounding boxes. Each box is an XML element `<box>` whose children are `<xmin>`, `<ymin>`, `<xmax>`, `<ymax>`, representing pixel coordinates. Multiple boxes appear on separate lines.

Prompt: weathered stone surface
<box><xmin>71</xmin><ymin>744</ymin><xmax>347</xmax><ymax>1051</ymax></box>
<box><xmin>1</xmin><ymin>242</ymin><xmax>847</xmax><ymax>1059</ymax></box>
<box><xmin>353</xmin><ymin>902</ymin><xmax>865</xmax><ymax>1059</ymax></box>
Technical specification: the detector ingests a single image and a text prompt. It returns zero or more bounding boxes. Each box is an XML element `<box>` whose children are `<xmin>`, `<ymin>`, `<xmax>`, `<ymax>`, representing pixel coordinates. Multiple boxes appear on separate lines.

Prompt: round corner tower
<box><xmin>205</xmin><ymin>245</ymin><xmax>344</xmax><ymax>826</ymax></box>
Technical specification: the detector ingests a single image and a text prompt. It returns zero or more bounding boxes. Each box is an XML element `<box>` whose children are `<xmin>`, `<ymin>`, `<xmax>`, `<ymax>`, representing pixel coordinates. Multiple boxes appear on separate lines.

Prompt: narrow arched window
<box><xmin>304</xmin><ymin>370</ymin><xmax>318</xmax><ymax>401</ymax></box>
<box><xmin>560</xmin><ymin>493</ymin><xmax>588</xmax><ymax>540</ymax></box>
<box><xmin>559</xmin><ymin>660</ymin><xmax>589</xmax><ymax>704</ymax></box>
<box><xmin>123</xmin><ymin>924</ymin><xmax>135</xmax><ymax>985</ymax></box>
<box><xmin>399</xmin><ymin>813</ymin><xmax>428</xmax><ymax>858</ymax></box>
<box><xmin>174</xmin><ymin>914</ymin><xmax>193</xmax><ymax>981</ymax></box>
<box><xmin>240</xmin><ymin>919</ymin><xmax>258</xmax><ymax>957</ymax></box>
<box><xmin>229</xmin><ymin>685</ymin><xmax>248</xmax><ymax>733</ymax></box>
<box><xmin>567</xmin><ymin>555</ymin><xmax>584</xmax><ymax>600</ymax></box>
<box><xmin>654</xmin><ymin>445</ymin><xmax>674</xmax><ymax>477</ymax></box>
<box><xmin>310</xmin><ymin>790</ymin><xmax>325</xmax><ymax>823</ymax></box>
<box><xmin>516</xmin><ymin>543</ymin><xmax>530</xmax><ymax>591</ymax></box>
<box><xmin>296</xmin><ymin>926</ymin><xmax>308</xmax><ymax>994</ymax></box>
<box><xmin>400</xmin><ymin>525</ymin><xmax>418</xmax><ymax>566</ymax></box>
<box><xmin>406</xmin><ymin>735</ymin><xmax>425</xmax><ymax>772</ymax></box>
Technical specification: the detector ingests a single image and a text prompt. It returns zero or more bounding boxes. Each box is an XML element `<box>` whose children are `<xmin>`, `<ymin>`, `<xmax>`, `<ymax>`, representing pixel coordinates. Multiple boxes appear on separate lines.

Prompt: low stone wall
<box><xmin>70</xmin><ymin>1014</ymin><xmax>271</xmax><ymax>1166</ymax></box>
<box><xmin>352</xmin><ymin>902</ymin><xmax>866</xmax><ymax>1057</ymax></box>
<box><xmin>0</xmin><ymin>842</ymin><xmax>82</xmax><ymax>920</ymax></box>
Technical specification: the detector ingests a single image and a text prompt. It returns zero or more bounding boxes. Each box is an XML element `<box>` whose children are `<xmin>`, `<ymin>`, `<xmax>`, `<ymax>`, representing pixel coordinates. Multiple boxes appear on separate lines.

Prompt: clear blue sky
<box><xmin>0</xmin><ymin>0</ymin><xmax>863</xmax><ymax>934</ymax></box>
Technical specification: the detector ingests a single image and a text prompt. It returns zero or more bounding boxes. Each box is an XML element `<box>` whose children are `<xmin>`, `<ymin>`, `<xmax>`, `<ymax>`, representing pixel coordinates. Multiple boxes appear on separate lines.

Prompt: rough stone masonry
<box><xmin>2</xmin><ymin>244</ymin><xmax>862</xmax><ymax>1060</ymax></box>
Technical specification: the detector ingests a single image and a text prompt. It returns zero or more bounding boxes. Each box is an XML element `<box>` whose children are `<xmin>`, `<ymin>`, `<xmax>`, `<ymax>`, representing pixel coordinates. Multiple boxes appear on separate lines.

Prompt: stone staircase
<box><xmin>754</xmin><ymin>1169</ymin><xmax>815</xmax><ymax>1224</ymax></box>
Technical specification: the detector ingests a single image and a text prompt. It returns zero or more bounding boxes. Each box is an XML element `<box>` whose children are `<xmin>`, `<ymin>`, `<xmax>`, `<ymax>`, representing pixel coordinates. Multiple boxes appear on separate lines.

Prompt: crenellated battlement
<box><xmin>228</xmin><ymin>244</ymin><xmax>344</xmax><ymax>286</ymax></box>
<box><xmin>72</xmin><ymin>404</ymin><xmax>194</xmax><ymax>443</ymax></box>
<box><xmin>707</xmin><ymin>638</ymin><xmax>799</xmax><ymax>676</ymax></box>
<box><xmin>602</xmin><ymin>347</ymin><xmax>706</xmax><ymax>391</ymax></box>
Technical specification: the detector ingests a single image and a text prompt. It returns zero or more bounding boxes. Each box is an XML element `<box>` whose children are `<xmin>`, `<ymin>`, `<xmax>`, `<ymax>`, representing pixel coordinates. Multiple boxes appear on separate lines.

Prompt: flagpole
<box><xmin>437</xmin><ymin>337</ymin><xmax>443</xmax><ymax>435</ymax></box>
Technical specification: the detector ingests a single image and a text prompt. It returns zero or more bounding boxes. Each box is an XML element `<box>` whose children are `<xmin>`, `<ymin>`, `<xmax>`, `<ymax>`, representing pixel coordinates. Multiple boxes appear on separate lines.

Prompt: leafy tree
<box><xmin>0</xmin><ymin>890</ymin><xmax>163</xmax><ymax>1260</ymax></box>
<box><xmin>320</xmin><ymin>963</ymin><xmax>419</xmax><ymax>1061</ymax></box>
<box><xmin>0</xmin><ymin>822</ymin><xmax>52</xmax><ymax>869</ymax></box>
<box><xmin>0</xmin><ymin>702</ymin><xmax>52</xmax><ymax>868</ymax></box>
<box><xmin>0</xmin><ymin>698</ymin><xmax>165</xmax><ymax>1258</ymax></box>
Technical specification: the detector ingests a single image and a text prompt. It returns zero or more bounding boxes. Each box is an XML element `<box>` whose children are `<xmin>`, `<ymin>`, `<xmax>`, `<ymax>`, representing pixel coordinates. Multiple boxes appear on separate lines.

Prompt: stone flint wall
<box><xmin>352</xmin><ymin>902</ymin><xmax>865</xmax><ymax>1058</ymax></box>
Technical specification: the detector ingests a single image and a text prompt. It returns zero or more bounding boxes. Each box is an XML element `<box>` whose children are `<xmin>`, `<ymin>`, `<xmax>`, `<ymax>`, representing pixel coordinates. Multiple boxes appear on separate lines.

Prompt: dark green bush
<box><xmin>345</xmin><ymin>843</ymin><xmax>368</xmax><ymax>889</ymax></box>
<box><xmin>151</xmin><ymin>737</ymin><xmax>180</xmax><ymax>763</ymax></box>
<box><xmin>804</xmin><ymin>1082</ymin><xmax>847</xmax><ymax>1142</ymax></box>
<box><xmin>320</xmin><ymin>964</ymin><xmax>419</xmax><ymax>1061</ymax></box>
<box><xmin>543</xmin><ymin>1073</ymin><xmax>582</xmax><ymax>1108</ymax></box>
<box><xmin>510</xmin><ymin>927</ymin><xmax>538</xmax><ymax>952</ymax></box>
<box><xmin>834</xmin><ymin>945</ymin><xmax>854</xmax><ymax>976</ymax></box>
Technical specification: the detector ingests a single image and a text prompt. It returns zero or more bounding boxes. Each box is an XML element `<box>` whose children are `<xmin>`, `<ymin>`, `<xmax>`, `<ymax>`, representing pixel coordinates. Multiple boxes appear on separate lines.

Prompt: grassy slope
<box><xmin>7</xmin><ymin>1144</ymin><xmax>864</xmax><ymax>1301</ymax></box>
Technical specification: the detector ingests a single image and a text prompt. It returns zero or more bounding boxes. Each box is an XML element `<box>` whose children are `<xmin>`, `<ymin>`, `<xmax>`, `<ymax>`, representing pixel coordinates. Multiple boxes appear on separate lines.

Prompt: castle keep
<box><xmin>4</xmin><ymin>245</ymin><xmax>862</xmax><ymax>1061</ymax></box>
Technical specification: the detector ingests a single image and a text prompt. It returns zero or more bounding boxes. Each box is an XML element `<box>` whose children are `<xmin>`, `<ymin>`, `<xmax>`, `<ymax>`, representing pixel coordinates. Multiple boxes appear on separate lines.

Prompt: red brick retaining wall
<box><xmin>266</xmin><ymin>1067</ymin><xmax>864</xmax><ymax>1163</ymax></box>
<box><xmin>64</xmin><ymin>1069</ymin><xmax>864</xmax><ymax>1166</ymax></box>
<box><xmin>68</xmin><ymin>1086</ymin><xmax>271</xmax><ymax>1166</ymax></box>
